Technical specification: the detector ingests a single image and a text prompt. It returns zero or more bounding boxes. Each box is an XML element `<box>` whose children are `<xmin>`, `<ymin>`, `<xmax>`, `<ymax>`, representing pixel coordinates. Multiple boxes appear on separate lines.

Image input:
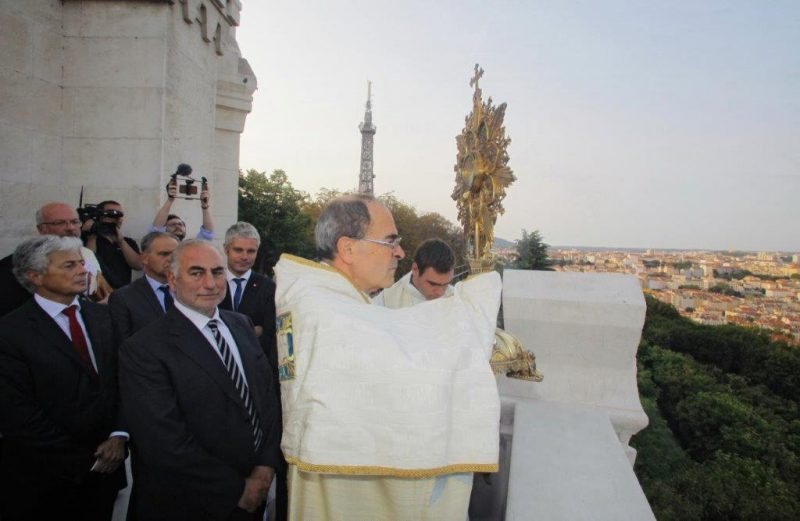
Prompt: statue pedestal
<box><xmin>469</xmin><ymin>270</ymin><xmax>655</xmax><ymax>520</ymax></box>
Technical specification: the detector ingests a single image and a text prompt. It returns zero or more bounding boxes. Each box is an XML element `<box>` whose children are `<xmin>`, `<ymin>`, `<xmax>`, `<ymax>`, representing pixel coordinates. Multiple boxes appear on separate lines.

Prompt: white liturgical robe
<box><xmin>274</xmin><ymin>254</ymin><xmax>501</xmax><ymax>477</ymax></box>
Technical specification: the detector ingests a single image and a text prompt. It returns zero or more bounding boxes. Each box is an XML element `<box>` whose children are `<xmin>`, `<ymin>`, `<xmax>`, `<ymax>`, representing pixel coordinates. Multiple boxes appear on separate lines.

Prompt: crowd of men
<box><xmin>0</xmin><ymin>189</ymin><xmax>501</xmax><ymax>521</ymax></box>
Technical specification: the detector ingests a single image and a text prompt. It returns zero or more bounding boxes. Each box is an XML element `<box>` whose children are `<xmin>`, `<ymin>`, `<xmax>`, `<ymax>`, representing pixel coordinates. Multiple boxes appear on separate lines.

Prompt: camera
<box><xmin>169</xmin><ymin>163</ymin><xmax>208</xmax><ymax>200</ymax></box>
<box><xmin>77</xmin><ymin>204</ymin><xmax>124</xmax><ymax>235</ymax></box>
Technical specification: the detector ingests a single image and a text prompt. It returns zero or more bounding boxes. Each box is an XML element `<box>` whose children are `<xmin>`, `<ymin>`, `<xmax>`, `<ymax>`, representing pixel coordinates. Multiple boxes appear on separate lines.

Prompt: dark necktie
<box><xmin>62</xmin><ymin>305</ymin><xmax>98</xmax><ymax>377</ymax></box>
<box><xmin>159</xmin><ymin>285</ymin><xmax>174</xmax><ymax>311</ymax></box>
<box><xmin>233</xmin><ymin>278</ymin><xmax>245</xmax><ymax>311</ymax></box>
<box><xmin>207</xmin><ymin>319</ymin><xmax>263</xmax><ymax>450</ymax></box>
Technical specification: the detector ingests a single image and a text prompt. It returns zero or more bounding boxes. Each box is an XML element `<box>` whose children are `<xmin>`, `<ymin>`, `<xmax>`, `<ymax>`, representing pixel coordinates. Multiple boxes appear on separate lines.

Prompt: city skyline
<box><xmin>236</xmin><ymin>1</ymin><xmax>799</xmax><ymax>252</ymax></box>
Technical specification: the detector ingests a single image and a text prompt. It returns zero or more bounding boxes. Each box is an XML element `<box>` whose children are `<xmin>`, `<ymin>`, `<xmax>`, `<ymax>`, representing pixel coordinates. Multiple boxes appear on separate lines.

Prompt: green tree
<box><xmin>378</xmin><ymin>194</ymin><xmax>464</xmax><ymax>276</ymax></box>
<box><xmin>237</xmin><ymin>169</ymin><xmax>315</xmax><ymax>275</ymax></box>
<box><xmin>514</xmin><ymin>229</ymin><xmax>553</xmax><ymax>270</ymax></box>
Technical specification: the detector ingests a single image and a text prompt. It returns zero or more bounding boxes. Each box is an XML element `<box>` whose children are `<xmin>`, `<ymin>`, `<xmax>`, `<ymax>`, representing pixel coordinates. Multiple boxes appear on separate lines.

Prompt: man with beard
<box><xmin>150</xmin><ymin>165</ymin><xmax>215</xmax><ymax>241</ymax></box>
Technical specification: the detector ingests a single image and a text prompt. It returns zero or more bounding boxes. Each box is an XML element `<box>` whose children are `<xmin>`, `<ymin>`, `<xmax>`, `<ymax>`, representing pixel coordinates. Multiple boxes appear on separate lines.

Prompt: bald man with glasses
<box><xmin>0</xmin><ymin>202</ymin><xmax>109</xmax><ymax>317</ymax></box>
<box><xmin>273</xmin><ymin>195</ymin><xmax>502</xmax><ymax>521</ymax></box>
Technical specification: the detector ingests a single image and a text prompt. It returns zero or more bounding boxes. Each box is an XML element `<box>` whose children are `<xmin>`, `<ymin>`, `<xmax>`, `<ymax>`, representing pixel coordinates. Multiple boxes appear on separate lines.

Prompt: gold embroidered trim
<box><xmin>280</xmin><ymin>254</ymin><xmax>371</xmax><ymax>304</ymax></box>
<box><xmin>284</xmin><ymin>457</ymin><xmax>498</xmax><ymax>478</ymax></box>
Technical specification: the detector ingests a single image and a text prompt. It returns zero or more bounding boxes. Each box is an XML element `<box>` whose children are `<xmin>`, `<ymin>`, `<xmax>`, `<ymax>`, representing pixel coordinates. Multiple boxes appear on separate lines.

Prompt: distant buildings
<box><xmin>550</xmin><ymin>247</ymin><xmax>800</xmax><ymax>344</ymax></box>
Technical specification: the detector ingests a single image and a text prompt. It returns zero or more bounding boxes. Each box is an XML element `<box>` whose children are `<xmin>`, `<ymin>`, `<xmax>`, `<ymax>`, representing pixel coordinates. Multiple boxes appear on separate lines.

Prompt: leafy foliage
<box><xmin>514</xmin><ymin>229</ymin><xmax>553</xmax><ymax>270</ymax></box>
<box><xmin>237</xmin><ymin>169</ymin><xmax>315</xmax><ymax>275</ymax></box>
<box><xmin>237</xmin><ymin>171</ymin><xmax>466</xmax><ymax>279</ymax></box>
<box><xmin>378</xmin><ymin>194</ymin><xmax>465</xmax><ymax>276</ymax></box>
<box><xmin>632</xmin><ymin>297</ymin><xmax>800</xmax><ymax>520</ymax></box>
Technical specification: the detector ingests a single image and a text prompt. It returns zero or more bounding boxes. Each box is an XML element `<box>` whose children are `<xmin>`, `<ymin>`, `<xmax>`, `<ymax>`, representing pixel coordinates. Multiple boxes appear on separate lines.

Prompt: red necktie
<box><xmin>62</xmin><ymin>305</ymin><xmax>98</xmax><ymax>377</ymax></box>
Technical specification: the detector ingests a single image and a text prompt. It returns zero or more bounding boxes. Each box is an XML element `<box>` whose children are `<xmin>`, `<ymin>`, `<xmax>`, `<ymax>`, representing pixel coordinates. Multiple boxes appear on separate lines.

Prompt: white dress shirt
<box><xmin>34</xmin><ymin>293</ymin><xmax>98</xmax><ymax>371</ymax></box>
<box><xmin>226</xmin><ymin>269</ymin><xmax>252</xmax><ymax>305</ymax></box>
<box><xmin>144</xmin><ymin>274</ymin><xmax>171</xmax><ymax>311</ymax></box>
<box><xmin>173</xmin><ymin>299</ymin><xmax>250</xmax><ymax>387</ymax></box>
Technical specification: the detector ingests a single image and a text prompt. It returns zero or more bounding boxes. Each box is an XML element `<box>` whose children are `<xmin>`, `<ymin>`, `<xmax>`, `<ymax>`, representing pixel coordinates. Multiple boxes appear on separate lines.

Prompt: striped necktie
<box><xmin>206</xmin><ymin>319</ymin><xmax>264</xmax><ymax>450</ymax></box>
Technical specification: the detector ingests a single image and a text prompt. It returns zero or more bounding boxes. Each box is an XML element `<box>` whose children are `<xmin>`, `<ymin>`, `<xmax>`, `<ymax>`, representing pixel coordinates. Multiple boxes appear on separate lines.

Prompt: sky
<box><xmin>235</xmin><ymin>1</ymin><xmax>799</xmax><ymax>252</ymax></box>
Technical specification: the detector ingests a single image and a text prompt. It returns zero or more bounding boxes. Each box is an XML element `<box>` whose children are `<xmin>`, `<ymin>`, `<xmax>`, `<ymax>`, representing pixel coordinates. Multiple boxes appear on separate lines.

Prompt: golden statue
<box><xmin>453</xmin><ymin>64</ymin><xmax>542</xmax><ymax>382</ymax></box>
<box><xmin>452</xmin><ymin>64</ymin><xmax>516</xmax><ymax>274</ymax></box>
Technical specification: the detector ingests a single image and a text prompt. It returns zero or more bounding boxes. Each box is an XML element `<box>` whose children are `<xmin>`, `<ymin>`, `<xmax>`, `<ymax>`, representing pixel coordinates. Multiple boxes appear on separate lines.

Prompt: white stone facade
<box><xmin>0</xmin><ymin>0</ymin><xmax>256</xmax><ymax>254</ymax></box>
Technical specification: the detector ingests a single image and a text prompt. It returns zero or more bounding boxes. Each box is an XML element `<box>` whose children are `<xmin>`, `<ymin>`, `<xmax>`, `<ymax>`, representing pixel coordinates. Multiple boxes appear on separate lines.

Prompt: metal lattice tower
<box><xmin>358</xmin><ymin>81</ymin><xmax>376</xmax><ymax>195</ymax></box>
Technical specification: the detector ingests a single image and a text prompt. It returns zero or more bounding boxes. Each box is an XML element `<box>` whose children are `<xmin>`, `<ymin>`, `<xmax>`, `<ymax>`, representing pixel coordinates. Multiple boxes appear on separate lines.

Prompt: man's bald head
<box><xmin>35</xmin><ymin>202</ymin><xmax>81</xmax><ymax>238</ymax></box>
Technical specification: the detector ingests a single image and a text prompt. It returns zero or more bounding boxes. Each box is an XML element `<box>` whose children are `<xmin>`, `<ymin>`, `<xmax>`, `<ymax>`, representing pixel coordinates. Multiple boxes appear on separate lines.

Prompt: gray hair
<box><xmin>34</xmin><ymin>207</ymin><xmax>46</xmax><ymax>226</ymax></box>
<box><xmin>12</xmin><ymin>235</ymin><xmax>83</xmax><ymax>293</ymax></box>
<box><xmin>169</xmin><ymin>238</ymin><xmax>224</xmax><ymax>277</ymax></box>
<box><xmin>224</xmin><ymin>222</ymin><xmax>261</xmax><ymax>247</ymax></box>
<box><xmin>140</xmin><ymin>231</ymin><xmax>179</xmax><ymax>253</ymax></box>
<box><xmin>315</xmin><ymin>195</ymin><xmax>375</xmax><ymax>260</ymax></box>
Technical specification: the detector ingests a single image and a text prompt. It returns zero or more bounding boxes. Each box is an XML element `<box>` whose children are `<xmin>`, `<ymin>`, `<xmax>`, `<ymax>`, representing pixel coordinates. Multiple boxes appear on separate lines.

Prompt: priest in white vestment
<box><xmin>274</xmin><ymin>195</ymin><xmax>501</xmax><ymax>521</ymax></box>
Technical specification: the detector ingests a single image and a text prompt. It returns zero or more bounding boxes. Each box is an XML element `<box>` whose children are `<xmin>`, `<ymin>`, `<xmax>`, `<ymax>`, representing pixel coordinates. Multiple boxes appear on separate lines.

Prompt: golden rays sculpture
<box><xmin>453</xmin><ymin>64</ymin><xmax>542</xmax><ymax>382</ymax></box>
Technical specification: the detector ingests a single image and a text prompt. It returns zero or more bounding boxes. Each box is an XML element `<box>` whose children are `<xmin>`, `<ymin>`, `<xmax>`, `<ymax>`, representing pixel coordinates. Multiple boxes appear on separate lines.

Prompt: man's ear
<box><xmin>335</xmin><ymin>236</ymin><xmax>355</xmax><ymax>264</ymax></box>
<box><xmin>25</xmin><ymin>270</ymin><xmax>43</xmax><ymax>289</ymax></box>
<box><xmin>411</xmin><ymin>262</ymin><xmax>419</xmax><ymax>277</ymax></box>
<box><xmin>167</xmin><ymin>270</ymin><xmax>177</xmax><ymax>293</ymax></box>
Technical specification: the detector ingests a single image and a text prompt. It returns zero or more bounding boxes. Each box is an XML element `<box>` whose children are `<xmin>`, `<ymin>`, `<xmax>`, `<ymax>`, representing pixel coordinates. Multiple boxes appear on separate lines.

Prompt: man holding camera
<box><xmin>150</xmin><ymin>163</ymin><xmax>215</xmax><ymax>241</ymax></box>
<box><xmin>83</xmin><ymin>201</ymin><xmax>142</xmax><ymax>290</ymax></box>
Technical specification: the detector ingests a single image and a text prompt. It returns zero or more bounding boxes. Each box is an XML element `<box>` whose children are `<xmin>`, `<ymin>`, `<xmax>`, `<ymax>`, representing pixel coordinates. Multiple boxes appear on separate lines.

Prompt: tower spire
<box><xmin>358</xmin><ymin>81</ymin><xmax>376</xmax><ymax>195</ymax></box>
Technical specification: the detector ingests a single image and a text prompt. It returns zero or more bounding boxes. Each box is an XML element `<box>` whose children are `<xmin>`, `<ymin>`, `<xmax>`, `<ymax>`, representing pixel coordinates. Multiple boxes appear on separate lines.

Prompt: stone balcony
<box><xmin>469</xmin><ymin>270</ymin><xmax>655</xmax><ymax>521</ymax></box>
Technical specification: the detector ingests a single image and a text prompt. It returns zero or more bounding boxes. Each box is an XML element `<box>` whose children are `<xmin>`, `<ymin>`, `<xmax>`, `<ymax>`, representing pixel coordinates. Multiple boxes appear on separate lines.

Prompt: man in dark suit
<box><xmin>119</xmin><ymin>239</ymin><xmax>281</xmax><ymax>521</ymax></box>
<box><xmin>220</xmin><ymin>222</ymin><xmax>278</xmax><ymax>371</ymax></box>
<box><xmin>0</xmin><ymin>235</ymin><xmax>127</xmax><ymax>521</ymax></box>
<box><xmin>108</xmin><ymin>231</ymin><xmax>179</xmax><ymax>341</ymax></box>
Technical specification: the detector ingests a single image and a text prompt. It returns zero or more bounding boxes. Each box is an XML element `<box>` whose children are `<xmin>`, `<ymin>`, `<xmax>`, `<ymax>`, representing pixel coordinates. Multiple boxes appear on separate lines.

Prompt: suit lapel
<box><xmin>27</xmin><ymin>301</ymin><xmax>96</xmax><ymax>378</ymax></box>
<box><xmin>237</xmin><ymin>275</ymin><xmax>261</xmax><ymax>314</ymax></box>
<box><xmin>223</xmin><ymin>312</ymin><xmax>270</xmax><ymax>428</ymax></box>
<box><xmin>220</xmin><ymin>284</ymin><xmax>233</xmax><ymax>310</ymax></box>
<box><xmin>134</xmin><ymin>277</ymin><xmax>165</xmax><ymax>316</ymax></box>
<box><xmin>81</xmin><ymin>303</ymin><xmax>107</xmax><ymax>372</ymax></box>
<box><xmin>169</xmin><ymin>308</ymin><xmax>243</xmax><ymax>408</ymax></box>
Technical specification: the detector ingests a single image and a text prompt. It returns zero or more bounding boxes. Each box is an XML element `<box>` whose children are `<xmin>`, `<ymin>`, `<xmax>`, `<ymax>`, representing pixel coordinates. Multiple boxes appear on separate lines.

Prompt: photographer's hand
<box><xmin>152</xmin><ymin>181</ymin><xmax>177</xmax><ymax>229</ymax></box>
<box><xmin>82</xmin><ymin>219</ymin><xmax>98</xmax><ymax>251</ymax></box>
<box><xmin>116</xmin><ymin>221</ymin><xmax>143</xmax><ymax>271</ymax></box>
<box><xmin>168</xmin><ymin>179</ymin><xmax>178</xmax><ymax>200</ymax></box>
<box><xmin>200</xmin><ymin>184</ymin><xmax>215</xmax><ymax>233</ymax></box>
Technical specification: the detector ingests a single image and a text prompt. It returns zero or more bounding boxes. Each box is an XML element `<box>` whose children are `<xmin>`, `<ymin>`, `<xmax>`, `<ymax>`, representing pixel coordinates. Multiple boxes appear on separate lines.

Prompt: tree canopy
<box><xmin>237</xmin><ymin>169</ymin><xmax>315</xmax><ymax>275</ymax></box>
<box><xmin>632</xmin><ymin>296</ymin><xmax>800</xmax><ymax>520</ymax></box>
<box><xmin>514</xmin><ymin>229</ymin><xmax>553</xmax><ymax>270</ymax></box>
<box><xmin>237</xmin><ymin>170</ymin><xmax>466</xmax><ymax>278</ymax></box>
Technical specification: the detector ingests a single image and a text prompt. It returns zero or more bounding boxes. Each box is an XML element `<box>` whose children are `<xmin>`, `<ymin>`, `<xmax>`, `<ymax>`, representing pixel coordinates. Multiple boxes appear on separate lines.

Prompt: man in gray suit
<box><xmin>108</xmin><ymin>231</ymin><xmax>178</xmax><ymax>341</ymax></box>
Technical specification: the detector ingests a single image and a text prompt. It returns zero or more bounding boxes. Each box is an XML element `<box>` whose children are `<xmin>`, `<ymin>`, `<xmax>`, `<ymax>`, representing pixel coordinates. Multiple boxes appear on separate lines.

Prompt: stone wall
<box><xmin>490</xmin><ymin>270</ymin><xmax>655</xmax><ymax>520</ymax></box>
<box><xmin>0</xmin><ymin>0</ymin><xmax>256</xmax><ymax>255</ymax></box>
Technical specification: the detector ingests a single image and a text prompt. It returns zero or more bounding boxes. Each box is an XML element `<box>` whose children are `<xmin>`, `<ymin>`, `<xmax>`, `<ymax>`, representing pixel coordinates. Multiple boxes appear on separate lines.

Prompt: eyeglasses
<box><xmin>39</xmin><ymin>219</ymin><xmax>81</xmax><ymax>227</ymax></box>
<box><xmin>358</xmin><ymin>237</ymin><xmax>403</xmax><ymax>250</ymax></box>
